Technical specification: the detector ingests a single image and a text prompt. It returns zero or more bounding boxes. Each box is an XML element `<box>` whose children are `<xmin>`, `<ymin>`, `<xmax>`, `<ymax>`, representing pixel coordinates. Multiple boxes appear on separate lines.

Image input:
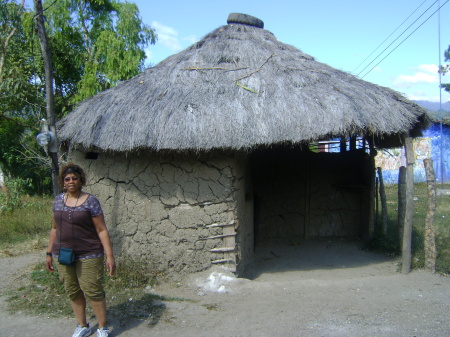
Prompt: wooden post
<box><xmin>397</xmin><ymin>166</ymin><xmax>407</xmax><ymax>247</ymax></box>
<box><xmin>424</xmin><ymin>159</ymin><xmax>437</xmax><ymax>273</ymax></box>
<box><xmin>366</xmin><ymin>155</ymin><xmax>377</xmax><ymax>239</ymax></box>
<box><xmin>340</xmin><ymin>137</ymin><xmax>347</xmax><ymax>152</ymax></box>
<box><xmin>367</xmin><ymin>138</ymin><xmax>376</xmax><ymax>238</ymax></box>
<box><xmin>377</xmin><ymin>167</ymin><xmax>388</xmax><ymax>235</ymax></box>
<box><xmin>375</xmin><ymin>176</ymin><xmax>379</xmax><ymax>232</ymax></box>
<box><xmin>34</xmin><ymin>0</ymin><xmax>60</xmax><ymax>195</ymax></box>
<box><xmin>402</xmin><ymin>137</ymin><xmax>415</xmax><ymax>274</ymax></box>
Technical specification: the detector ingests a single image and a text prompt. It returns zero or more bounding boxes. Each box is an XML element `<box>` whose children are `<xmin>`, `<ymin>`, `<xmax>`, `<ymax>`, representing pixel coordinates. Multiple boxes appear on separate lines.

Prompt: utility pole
<box><xmin>33</xmin><ymin>0</ymin><xmax>60</xmax><ymax>195</ymax></box>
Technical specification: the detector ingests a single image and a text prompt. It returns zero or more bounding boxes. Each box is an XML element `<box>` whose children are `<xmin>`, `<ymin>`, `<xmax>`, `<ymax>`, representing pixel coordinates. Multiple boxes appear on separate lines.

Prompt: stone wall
<box><xmin>70</xmin><ymin>150</ymin><xmax>245</xmax><ymax>277</ymax></box>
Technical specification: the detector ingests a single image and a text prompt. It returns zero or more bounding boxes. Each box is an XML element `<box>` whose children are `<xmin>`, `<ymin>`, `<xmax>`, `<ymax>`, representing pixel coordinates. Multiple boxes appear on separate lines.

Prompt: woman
<box><xmin>46</xmin><ymin>163</ymin><xmax>116</xmax><ymax>337</ymax></box>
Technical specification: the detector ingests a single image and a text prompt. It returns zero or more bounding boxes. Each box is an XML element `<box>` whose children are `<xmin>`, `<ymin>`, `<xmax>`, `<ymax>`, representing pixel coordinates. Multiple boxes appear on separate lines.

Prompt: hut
<box><xmin>58</xmin><ymin>13</ymin><xmax>430</xmax><ymax>277</ymax></box>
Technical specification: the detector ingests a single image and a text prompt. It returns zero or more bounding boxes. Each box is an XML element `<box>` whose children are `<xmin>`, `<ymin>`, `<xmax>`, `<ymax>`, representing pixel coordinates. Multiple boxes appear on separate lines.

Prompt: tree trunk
<box><xmin>398</xmin><ymin>166</ymin><xmax>406</xmax><ymax>247</ymax></box>
<box><xmin>34</xmin><ymin>0</ymin><xmax>60</xmax><ymax>195</ymax></box>
<box><xmin>424</xmin><ymin>159</ymin><xmax>437</xmax><ymax>273</ymax></box>
<box><xmin>377</xmin><ymin>167</ymin><xmax>388</xmax><ymax>235</ymax></box>
<box><xmin>402</xmin><ymin>137</ymin><xmax>415</xmax><ymax>274</ymax></box>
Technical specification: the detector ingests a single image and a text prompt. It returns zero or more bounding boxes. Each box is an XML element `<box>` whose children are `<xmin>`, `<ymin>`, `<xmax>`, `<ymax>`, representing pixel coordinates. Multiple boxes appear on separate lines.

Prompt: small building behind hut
<box><xmin>59</xmin><ymin>14</ymin><xmax>431</xmax><ymax>278</ymax></box>
<box><xmin>375</xmin><ymin>121</ymin><xmax>450</xmax><ymax>184</ymax></box>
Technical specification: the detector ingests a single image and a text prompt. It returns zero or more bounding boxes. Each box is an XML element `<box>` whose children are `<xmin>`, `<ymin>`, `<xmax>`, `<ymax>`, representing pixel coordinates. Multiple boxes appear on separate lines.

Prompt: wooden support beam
<box><xmin>201</xmin><ymin>233</ymin><xmax>237</xmax><ymax>240</ymax></box>
<box><xmin>211</xmin><ymin>259</ymin><xmax>235</xmax><ymax>264</ymax></box>
<box><xmin>205</xmin><ymin>221</ymin><xmax>235</xmax><ymax>228</ymax></box>
<box><xmin>402</xmin><ymin>136</ymin><xmax>415</xmax><ymax>275</ymax></box>
<box><xmin>398</xmin><ymin>166</ymin><xmax>407</xmax><ymax>247</ymax></box>
<box><xmin>424</xmin><ymin>158</ymin><xmax>437</xmax><ymax>273</ymax></box>
<box><xmin>210</xmin><ymin>247</ymin><xmax>235</xmax><ymax>253</ymax></box>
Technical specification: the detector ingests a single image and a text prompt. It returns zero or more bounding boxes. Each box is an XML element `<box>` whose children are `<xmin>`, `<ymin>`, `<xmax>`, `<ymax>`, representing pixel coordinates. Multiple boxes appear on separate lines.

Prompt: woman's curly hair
<box><xmin>59</xmin><ymin>162</ymin><xmax>87</xmax><ymax>189</ymax></box>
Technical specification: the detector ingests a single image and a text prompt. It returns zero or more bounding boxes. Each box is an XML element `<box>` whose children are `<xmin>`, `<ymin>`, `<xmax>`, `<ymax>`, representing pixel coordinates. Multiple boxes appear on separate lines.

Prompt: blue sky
<box><xmin>131</xmin><ymin>0</ymin><xmax>450</xmax><ymax>103</ymax></box>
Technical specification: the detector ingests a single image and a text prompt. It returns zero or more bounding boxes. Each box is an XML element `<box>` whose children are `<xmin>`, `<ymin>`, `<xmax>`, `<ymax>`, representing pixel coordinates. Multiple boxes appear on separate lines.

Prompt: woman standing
<box><xmin>45</xmin><ymin>163</ymin><xmax>116</xmax><ymax>337</ymax></box>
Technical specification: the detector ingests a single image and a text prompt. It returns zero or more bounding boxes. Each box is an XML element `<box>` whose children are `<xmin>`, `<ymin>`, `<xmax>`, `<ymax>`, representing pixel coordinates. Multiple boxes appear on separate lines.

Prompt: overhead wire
<box><xmin>360</xmin><ymin>0</ymin><xmax>449</xmax><ymax>79</ymax></box>
<box><xmin>356</xmin><ymin>0</ymin><xmax>439</xmax><ymax>78</ymax></box>
<box><xmin>352</xmin><ymin>0</ymin><xmax>429</xmax><ymax>74</ymax></box>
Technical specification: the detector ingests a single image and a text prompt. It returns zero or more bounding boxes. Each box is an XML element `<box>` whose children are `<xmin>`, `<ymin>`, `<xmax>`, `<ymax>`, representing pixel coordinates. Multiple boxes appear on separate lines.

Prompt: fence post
<box><xmin>377</xmin><ymin>167</ymin><xmax>388</xmax><ymax>235</ymax></box>
<box><xmin>398</xmin><ymin>166</ymin><xmax>407</xmax><ymax>247</ymax></box>
<box><xmin>424</xmin><ymin>158</ymin><xmax>437</xmax><ymax>273</ymax></box>
<box><xmin>402</xmin><ymin>137</ymin><xmax>415</xmax><ymax>274</ymax></box>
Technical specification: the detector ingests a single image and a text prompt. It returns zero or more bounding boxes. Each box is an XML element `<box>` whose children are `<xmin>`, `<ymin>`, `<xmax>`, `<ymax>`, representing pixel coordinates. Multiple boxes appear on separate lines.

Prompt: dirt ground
<box><xmin>1</xmin><ymin>238</ymin><xmax>449</xmax><ymax>337</ymax></box>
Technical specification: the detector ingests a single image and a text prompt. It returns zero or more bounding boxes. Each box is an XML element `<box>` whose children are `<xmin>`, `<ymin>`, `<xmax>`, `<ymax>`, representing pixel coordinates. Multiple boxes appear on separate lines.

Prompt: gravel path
<box><xmin>1</xmin><ymin>239</ymin><xmax>449</xmax><ymax>336</ymax></box>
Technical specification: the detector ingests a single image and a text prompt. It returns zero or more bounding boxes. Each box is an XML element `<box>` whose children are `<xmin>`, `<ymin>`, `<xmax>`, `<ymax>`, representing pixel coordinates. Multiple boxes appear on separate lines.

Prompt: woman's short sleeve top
<box><xmin>52</xmin><ymin>193</ymin><xmax>104</xmax><ymax>257</ymax></box>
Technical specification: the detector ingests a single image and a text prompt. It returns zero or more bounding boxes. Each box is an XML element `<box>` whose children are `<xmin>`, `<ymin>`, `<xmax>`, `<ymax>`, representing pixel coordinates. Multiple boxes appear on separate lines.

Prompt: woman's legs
<box><xmin>71</xmin><ymin>295</ymin><xmax>88</xmax><ymax>326</ymax></box>
<box><xmin>58</xmin><ymin>263</ymin><xmax>87</xmax><ymax>326</ymax></box>
<box><xmin>90</xmin><ymin>299</ymin><xmax>107</xmax><ymax>328</ymax></box>
<box><xmin>77</xmin><ymin>257</ymin><xmax>108</xmax><ymax>328</ymax></box>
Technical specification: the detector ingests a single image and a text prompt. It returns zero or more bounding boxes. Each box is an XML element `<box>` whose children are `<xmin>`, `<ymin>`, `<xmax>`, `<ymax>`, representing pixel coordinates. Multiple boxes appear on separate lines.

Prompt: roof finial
<box><xmin>227</xmin><ymin>13</ymin><xmax>264</xmax><ymax>29</ymax></box>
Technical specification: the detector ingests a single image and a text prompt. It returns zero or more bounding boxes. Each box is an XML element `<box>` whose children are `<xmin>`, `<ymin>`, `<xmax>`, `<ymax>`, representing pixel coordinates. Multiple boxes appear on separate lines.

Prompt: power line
<box><xmin>356</xmin><ymin>0</ymin><xmax>438</xmax><ymax>78</ymax></box>
<box><xmin>361</xmin><ymin>0</ymin><xmax>449</xmax><ymax>79</ymax></box>
<box><xmin>353</xmin><ymin>0</ymin><xmax>429</xmax><ymax>74</ymax></box>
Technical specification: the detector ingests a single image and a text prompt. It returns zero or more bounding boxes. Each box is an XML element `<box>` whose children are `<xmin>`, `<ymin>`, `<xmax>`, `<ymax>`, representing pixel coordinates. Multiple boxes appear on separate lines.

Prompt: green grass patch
<box><xmin>0</xmin><ymin>195</ymin><xmax>53</xmax><ymax>249</ymax></box>
<box><xmin>373</xmin><ymin>182</ymin><xmax>450</xmax><ymax>274</ymax></box>
<box><xmin>4</xmin><ymin>257</ymin><xmax>188</xmax><ymax>326</ymax></box>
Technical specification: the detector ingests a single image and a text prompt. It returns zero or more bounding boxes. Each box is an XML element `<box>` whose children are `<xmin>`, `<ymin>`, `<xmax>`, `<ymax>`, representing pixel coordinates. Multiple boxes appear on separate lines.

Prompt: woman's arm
<box><xmin>45</xmin><ymin>214</ymin><xmax>57</xmax><ymax>272</ymax></box>
<box><xmin>92</xmin><ymin>213</ymin><xmax>116</xmax><ymax>276</ymax></box>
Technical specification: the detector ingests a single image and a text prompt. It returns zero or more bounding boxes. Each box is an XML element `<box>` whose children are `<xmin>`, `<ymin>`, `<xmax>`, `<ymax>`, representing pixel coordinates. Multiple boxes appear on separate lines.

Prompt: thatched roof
<box><xmin>58</xmin><ymin>13</ymin><xmax>430</xmax><ymax>152</ymax></box>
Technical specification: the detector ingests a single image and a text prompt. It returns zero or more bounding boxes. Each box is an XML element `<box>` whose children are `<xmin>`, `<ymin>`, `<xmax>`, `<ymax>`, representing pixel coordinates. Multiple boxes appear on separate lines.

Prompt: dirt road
<box><xmin>1</xmin><ymin>239</ymin><xmax>449</xmax><ymax>336</ymax></box>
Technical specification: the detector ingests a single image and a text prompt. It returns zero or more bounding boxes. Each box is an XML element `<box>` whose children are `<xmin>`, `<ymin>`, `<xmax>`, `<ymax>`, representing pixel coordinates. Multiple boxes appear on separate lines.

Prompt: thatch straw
<box><xmin>58</xmin><ymin>20</ymin><xmax>430</xmax><ymax>152</ymax></box>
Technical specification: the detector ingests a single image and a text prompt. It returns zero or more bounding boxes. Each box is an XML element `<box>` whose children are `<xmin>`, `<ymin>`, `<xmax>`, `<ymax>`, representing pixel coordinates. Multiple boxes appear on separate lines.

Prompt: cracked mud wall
<box><xmin>70</xmin><ymin>150</ymin><xmax>247</xmax><ymax>277</ymax></box>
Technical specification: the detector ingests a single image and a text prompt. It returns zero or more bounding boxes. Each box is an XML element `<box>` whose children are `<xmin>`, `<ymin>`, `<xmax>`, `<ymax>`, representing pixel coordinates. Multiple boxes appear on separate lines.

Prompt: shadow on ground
<box><xmin>246</xmin><ymin>238</ymin><xmax>397</xmax><ymax>280</ymax></box>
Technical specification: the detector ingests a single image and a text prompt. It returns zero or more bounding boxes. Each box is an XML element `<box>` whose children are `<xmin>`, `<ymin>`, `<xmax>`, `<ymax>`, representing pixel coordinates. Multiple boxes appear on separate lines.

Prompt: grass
<box><xmin>0</xmin><ymin>195</ymin><xmax>53</xmax><ymax>252</ymax></box>
<box><xmin>373</xmin><ymin>182</ymin><xmax>450</xmax><ymax>274</ymax></box>
<box><xmin>4</xmin><ymin>257</ymin><xmax>188</xmax><ymax>326</ymax></box>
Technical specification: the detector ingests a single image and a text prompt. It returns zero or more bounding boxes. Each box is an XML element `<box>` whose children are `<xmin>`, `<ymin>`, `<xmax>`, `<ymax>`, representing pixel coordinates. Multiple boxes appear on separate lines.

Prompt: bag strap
<box><xmin>60</xmin><ymin>192</ymin><xmax>80</xmax><ymax>252</ymax></box>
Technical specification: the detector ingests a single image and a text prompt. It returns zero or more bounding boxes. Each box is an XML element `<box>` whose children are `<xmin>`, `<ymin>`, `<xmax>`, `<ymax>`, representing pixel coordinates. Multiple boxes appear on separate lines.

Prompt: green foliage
<box><xmin>43</xmin><ymin>0</ymin><xmax>156</xmax><ymax>107</ymax></box>
<box><xmin>0</xmin><ymin>0</ymin><xmax>156</xmax><ymax>193</ymax></box>
<box><xmin>0</xmin><ymin>118</ymin><xmax>53</xmax><ymax>195</ymax></box>
<box><xmin>0</xmin><ymin>193</ymin><xmax>52</xmax><ymax>246</ymax></box>
<box><xmin>441</xmin><ymin>45</ymin><xmax>450</xmax><ymax>93</ymax></box>
<box><xmin>0</xmin><ymin>2</ymin><xmax>43</xmax><ymax>119</ymax></box>
<box><xmin>370</xmin><ymin>182</ymin><xmax>450</xmax><ymax>274</ymax></box>
<box><xmin>0</xmin><ymin>178</ymin><xmax>32</xmax><ymax>213</ymax></box>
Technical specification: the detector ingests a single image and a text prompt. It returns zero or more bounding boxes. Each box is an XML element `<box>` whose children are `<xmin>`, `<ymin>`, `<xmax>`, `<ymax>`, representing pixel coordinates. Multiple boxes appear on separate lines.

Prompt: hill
<box><xmin>414</xmin><ymin>100</ymin><xmax>450</xmax><ymax>123</ymax></box>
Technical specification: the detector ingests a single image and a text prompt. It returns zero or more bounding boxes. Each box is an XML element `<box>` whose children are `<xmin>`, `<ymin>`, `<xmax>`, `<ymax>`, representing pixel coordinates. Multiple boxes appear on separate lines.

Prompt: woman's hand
<box><xmin>46</xmin><ymin>256</ymin><xmax>54</xmax><ymax>272</ymax></box>
<box><xmin>106</xmin><ymin>256</ymin><xmax>116</xmax><ymax>276</ymax></box>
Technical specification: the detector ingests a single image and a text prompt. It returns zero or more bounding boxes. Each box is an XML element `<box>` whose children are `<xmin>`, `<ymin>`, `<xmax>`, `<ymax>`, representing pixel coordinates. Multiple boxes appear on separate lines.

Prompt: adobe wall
<box><xmin>252</xmin><ymin>149</ymin><xmax>370</xmax><ymax>244</ymax></box>
<box><xmin>70</xmin><ymin>150</ymin><xmax>245</xmax><ymax>278</ymax></box>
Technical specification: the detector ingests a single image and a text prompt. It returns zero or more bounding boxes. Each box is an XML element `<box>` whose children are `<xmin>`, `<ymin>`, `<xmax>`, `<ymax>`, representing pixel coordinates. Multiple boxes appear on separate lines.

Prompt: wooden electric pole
<box><xmin>34</xmin><ymin>0</ymin><xmax>60</xmax><ymax>195</ymax></box>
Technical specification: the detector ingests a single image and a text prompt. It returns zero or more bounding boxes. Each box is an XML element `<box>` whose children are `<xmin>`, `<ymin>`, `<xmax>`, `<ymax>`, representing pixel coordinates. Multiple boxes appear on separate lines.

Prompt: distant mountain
<box><xmin>414</xmin><ymin>100</ymin><xmax>450</xmax><ymax>112</ymax></box>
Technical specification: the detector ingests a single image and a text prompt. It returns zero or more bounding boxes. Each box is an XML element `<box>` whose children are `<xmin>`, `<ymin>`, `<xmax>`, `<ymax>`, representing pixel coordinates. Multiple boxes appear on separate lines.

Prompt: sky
<box><xmin>129</xmin><ymin>0</ymin><xmax>450</xmax><ymax>104</ymax></box>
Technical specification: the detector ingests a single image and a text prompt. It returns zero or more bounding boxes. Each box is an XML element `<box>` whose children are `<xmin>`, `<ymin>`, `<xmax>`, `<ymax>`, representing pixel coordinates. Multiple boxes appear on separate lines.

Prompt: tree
<box><xmin>441</xmin><ymin>45</ymin><xmax>450</xmax><ymax>93</ymax></box>
<box><xmin>0</xmin><ymin>0</ymin><xmax>42</xmax><ymax>121</ymax></box>
<box><xmin>0</xmin><ymin>0</ymin><xmax>156</xmax><ymax>193</ymax></box>
<box><xmin>43</xmin><ymin>0</ymin><xmax>156</xmax><ymax>112</ymax></box>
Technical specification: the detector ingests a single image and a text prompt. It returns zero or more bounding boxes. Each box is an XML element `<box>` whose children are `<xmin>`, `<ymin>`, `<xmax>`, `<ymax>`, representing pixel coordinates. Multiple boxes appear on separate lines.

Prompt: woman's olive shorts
<box><xmin>58</xmin><ymin>256</ymin><xmax>105</xmax><ymax>301</ymax></box>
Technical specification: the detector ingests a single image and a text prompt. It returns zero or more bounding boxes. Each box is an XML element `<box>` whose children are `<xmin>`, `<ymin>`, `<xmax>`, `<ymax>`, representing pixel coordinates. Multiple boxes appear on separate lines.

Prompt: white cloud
<box><xmin>417</xmin><ymin>64</ymin><xmax>439</xmax><ymax>73</ymax></box>
<box><xmin>152</xmin><ymin>21</ymin><xmax>183</xmax><ymax>52</ymax></box>
<box><xmin>392</xmin><ymin>64</ymin><xmax>439</xmax><ymax>88</ymax></box>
